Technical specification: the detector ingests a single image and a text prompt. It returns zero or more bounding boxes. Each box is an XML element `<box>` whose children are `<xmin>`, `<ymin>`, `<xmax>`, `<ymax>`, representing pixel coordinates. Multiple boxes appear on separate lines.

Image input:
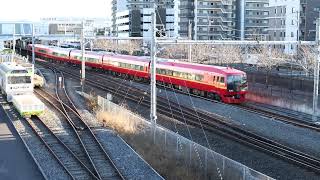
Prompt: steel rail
<box><xmin>51</xmin><ymin>68</ymin><xmax>125</xmax><ymax>180</ymax></box>
<box><xmin>25</xmin><ymin>116</ymin><xmax>99</xmax><ymax>179</ymax></box>
<box><xmin>38</xmin><ymin>60</ymin><xmax>320</xmax><ymax>173</ymax></box>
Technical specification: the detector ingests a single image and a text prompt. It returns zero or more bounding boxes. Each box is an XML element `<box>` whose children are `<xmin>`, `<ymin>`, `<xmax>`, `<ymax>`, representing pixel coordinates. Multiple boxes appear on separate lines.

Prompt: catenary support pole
<box><xmin>32</xmin><ymin>24</ymin><xmax>35</xmax><ymax>64</ymax></box>
<box><xmin>150</xmin><ymin>9</ymin><xmax>157</xmax><ymax>143</ymax></box>
<box><xmin>194</xmin><ymin>0</ymin><xmax>198</xmax><ymax>40</ymax></box>
<box><xmin>11</xmin><ymin>25</ymin><xmax>15</xmax><ymax>62</ymax></box>
<box><xmin>188</xmin><ymin>20</ymin><xmax>192</xmax><ymax>62</ymax></box>
<box><xmin>313</xmin><ymin>16</ymin><xmax>320</xmax><ymax>122</ymax></box>
<box><xmin>81</xmin><ymin>21</ymin><xmax>85</xmax><ymax>92</ymax></box>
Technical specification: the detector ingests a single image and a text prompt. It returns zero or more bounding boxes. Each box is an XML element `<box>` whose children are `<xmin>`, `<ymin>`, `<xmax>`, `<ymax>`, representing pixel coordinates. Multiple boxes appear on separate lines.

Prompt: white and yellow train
<box><xmin>0</xmin><ymin>62</ymin><xmax>44</xmax><ymax>117</ymax></box>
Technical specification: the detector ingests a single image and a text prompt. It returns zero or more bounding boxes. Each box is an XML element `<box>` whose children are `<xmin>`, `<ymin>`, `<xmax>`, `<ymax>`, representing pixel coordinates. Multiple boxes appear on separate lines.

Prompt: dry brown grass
<box><xmin>96</xmin><ymin>106</ymin><xmax>143</xmax><ymax>135</ymax></box>
<box><xmin>90</xmin><ymin>96</ymin><xmax>213</xmax><ymax>179</ymax></box>
<box><xmin>86</xmin><ymin>91</ymin><xmax>98</xmax><ymax>112</ymax></box>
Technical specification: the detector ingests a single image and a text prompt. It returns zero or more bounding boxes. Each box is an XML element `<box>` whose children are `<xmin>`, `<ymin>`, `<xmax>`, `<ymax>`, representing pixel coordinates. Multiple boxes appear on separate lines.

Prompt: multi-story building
<box><xmin>40</xmin><ymin>17</ymin><xmax>108</xmax><ymax>36</ymax></box>
<box><xmin>112</xmin><ymin>0</ymin><xmax>179</xmax><ymax>39</ymax></box>
<box><xmin>195</xmin><ymin>0</ymin><xmax>237</xmax><ymax>40</ymax></box>
<box><xmin>237</xmin><ymin>0</ymin><xmax>269</xmax><ymax>40</ymax></box>
<box><xmin>300</xmin><ymin>0</ymin><xmax>320</xmax><ymax>41</ymax></box>
<box><xmin>0</xmin><ymin>21</ymin><xmax>33</xmax><ymax>35</ymax></box>
<box><xmin>267</xmin><ymin>0</ymin><xmax>300</xmax><ymax>53</ymax></box>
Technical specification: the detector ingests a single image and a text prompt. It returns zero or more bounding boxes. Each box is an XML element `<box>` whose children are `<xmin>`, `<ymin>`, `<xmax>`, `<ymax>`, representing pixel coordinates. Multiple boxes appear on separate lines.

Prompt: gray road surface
<box><xmin>0</xmin><ymin>106</ymin><xmax>44</xmax><ymax>180</ymax></box>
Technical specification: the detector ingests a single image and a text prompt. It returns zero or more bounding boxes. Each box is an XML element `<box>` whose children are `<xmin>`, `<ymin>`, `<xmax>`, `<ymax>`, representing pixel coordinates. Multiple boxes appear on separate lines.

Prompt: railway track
<box><xmin>237</xmin><ymin>103</ymin><xmax>320</xmax><ymax>131</ymax></box>
<box><xmin>38</xmin><ymin>60</ymin><xmax>320</xmax><ymax>132</ymax></box>
<box><xmin>25</xmin><ymin>116</ymin><xmax>98</xmax><ymax>180</ymax></box>
<box><xmin>34</xmin><ymin>68</ymin><xmax>125</xmax><ymax>179</ymax></box>
<box><xmin>38</xmin><ymin>60</ymin><xmax>320</xmax><ymax>174</ymax></box>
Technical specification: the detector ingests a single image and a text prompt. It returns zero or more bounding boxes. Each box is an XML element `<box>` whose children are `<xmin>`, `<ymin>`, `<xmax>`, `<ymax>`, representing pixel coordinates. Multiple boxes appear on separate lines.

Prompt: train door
<box><xmin>147</xmin><ymin>61</ymin><xmax>151</xmax><ymax>78</ymax></box>
<box><xmin>68</xmin><ymin>50</ymin><xmax>72</xmax><ymax>62</ymax></box>
<box><xmin>101</xmin><ymin>55</ymin><xmax>104</xmax><ymax>68</ymax></box>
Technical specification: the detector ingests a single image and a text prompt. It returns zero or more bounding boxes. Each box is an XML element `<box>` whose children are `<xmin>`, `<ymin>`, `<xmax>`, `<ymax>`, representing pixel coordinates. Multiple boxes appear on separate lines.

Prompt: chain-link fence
<box><xmin>96</xmin><ymin>95</ymin><xmax>274</xmax><ymax>180</ymax></box>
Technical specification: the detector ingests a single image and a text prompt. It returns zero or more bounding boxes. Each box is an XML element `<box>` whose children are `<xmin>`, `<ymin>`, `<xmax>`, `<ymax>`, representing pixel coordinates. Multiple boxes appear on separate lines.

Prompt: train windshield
<box><xmin>8</xmin><ymin>76</ymin><xmax>31</xmax><ymax>84</ymax></box>
<box><xmin>227</xmin><ymin>75</ymin><xmax>246</xmax><ymax>84</ymax></box>
<box><xmin>227</xmin><ymin>75</ymin><xmax>247</xmax><ymax>91</ymax></box>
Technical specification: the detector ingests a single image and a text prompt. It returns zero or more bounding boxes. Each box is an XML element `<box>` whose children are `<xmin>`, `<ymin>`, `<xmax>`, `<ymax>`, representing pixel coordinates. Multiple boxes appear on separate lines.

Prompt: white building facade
<box><xmin>267</xmin><ymin>0</ymin><xmax>300</xmax><ymax>54</ymax></box>
<box><xmin>112</xmin><ymin>0</ymin><xmax>180</xmax><ymax>41</ymax></box>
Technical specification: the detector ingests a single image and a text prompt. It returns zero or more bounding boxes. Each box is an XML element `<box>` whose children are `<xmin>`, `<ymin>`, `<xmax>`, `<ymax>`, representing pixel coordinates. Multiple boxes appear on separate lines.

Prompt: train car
<box><xmin>0</xmin><ymin>62</ymin><xmax>33</xmax><ymax>101</ymax></box>
<box><xmin>12</xmin><ymin>94</ymin><xmax>45</xmax><ymax>117</ymax></box>
<box><xmin>156</xmin><ymin>59</ymin><xmax>247</xmax><ymax>103</ymax></box>
<box><xmin>29</xmin><ymin>44</ymin><xmax>247</xmax><ymax>103</ymax></box>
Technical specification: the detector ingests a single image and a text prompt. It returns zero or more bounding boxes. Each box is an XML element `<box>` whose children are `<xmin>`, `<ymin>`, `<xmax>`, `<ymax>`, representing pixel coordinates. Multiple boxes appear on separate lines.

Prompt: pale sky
<box><xmin>0</xmin><ymin>0</ymin><xmax>112</xmax><ymax>21</ymax></box>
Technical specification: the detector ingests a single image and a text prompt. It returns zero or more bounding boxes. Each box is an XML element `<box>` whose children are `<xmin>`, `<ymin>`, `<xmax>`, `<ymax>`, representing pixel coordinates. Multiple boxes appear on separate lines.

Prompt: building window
<box><xmin>291</xmin><ymin>32</ymin><xmax>294</xmax><ymax>37</ymax></box>
<box><xmin>274</xmin><ymin>31</ymin><xmax>276</xmax><ymax>37</ymax></box>
<box><xmin>292</xmin><ymin>20</ymin><xmax>294</xmax><ymax>25</ymax></box>
<box><xmin>275</xmin><ymin>9</ymin><xmax>277</xmax><ymax>14</ymax></box>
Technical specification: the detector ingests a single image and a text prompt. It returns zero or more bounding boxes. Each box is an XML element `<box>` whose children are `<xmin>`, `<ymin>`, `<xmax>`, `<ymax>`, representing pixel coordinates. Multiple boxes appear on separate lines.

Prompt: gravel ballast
<box><xmin>36</xmin><ymin>64</ymin><xmax>320</xmax><ymax>179</ymax></box>
<box><xmin>1</xmin><ymin>99</ymin><xmax>71</xmax><ymax>180</ymax></box>
<box><xmin>40</xmin><ymin>68</ymin><xmax>164</xmax><ymax>179</ymax></box>
<box><xmin>77</xmin><ymin>70</ymin><xmax>320</xmax><ymax>179</ymax></box>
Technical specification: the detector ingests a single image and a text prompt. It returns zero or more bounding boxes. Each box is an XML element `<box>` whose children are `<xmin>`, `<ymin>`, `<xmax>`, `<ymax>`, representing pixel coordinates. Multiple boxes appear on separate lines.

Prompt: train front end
<box><xmin>0</xmin><ymin>62</ymin><xmax>34</xmax><ymax>102</ymax></box>
<box><xmin>222</xmin><ymin>72</ymin><xmax>248</xmax><ymax>104</ymax></box>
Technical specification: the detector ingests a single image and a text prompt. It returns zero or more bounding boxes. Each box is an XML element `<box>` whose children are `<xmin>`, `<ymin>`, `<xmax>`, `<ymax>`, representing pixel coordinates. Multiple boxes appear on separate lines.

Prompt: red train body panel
<box><xmin>28</xmin><ymin>44</ymin><xmax>247</xmax><ymax>103</ymax></box>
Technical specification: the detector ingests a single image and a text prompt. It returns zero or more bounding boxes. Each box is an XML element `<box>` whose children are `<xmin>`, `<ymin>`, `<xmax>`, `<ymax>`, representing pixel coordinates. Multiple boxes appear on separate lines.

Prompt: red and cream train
<box><xmin>28</xmin><ymin>44</ymin><xmax>247</xmax><ymax>103</ymax></box>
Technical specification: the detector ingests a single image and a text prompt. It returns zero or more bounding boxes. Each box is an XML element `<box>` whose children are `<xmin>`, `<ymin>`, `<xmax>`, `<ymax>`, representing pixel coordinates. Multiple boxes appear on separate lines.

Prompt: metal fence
<box><xmin>97</xmin><ymin>95</ymin><xmax>274</xmax><ymax>180</ymax></box>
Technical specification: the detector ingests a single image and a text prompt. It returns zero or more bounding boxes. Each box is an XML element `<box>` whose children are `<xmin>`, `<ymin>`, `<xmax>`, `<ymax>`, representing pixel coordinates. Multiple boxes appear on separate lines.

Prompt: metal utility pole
<box><xmin>32</xmin><ymin>24</ymin><xmax>35</xmax><ymax>64</ymax></box>
<box><xmin>80</xmin><ymin>21</ymin><xmax>85</xmax><ymax>91</ymax></box>
<box><xmin>313</xmin><ymin>16</ymin><xmax>320</xmax><ymax>122</ymax></box>
<box><xmin>11</xmin><ymin>25</ymin><xmax>15</xmax><ymax>62</ymax></box>
<box><xmin>150</xmin><ymin>9</ymin><xmax>157</xmax><ymax>142</ymax></box>
<box><xmin>188</xmin><ymin>20</ymin><xmax>192</xmax><ymax>62</ymax></box>
<box><xmin>194</xmin><ymin>0</ymin><xmax>198</xmax><ymax>40</ymax></box>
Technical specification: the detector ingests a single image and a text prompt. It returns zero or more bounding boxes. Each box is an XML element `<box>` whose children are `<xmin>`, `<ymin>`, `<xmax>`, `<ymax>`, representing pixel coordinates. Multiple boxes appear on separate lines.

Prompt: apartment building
<box><xmin>267</xmin><ymin>0</ymin><xmax>300</xmax><ymax>53</ymax></box>
<box><xmin>300</xmin><ymin>0</ymin><xmax>320</xmax><ymax>41</ymax></box>
<box><xmin>195</xmin><ymin>0</ymin><xmax>237</xmax><ymax>40</ymax></box>
<box><xmin>112</xmin><ymin>0</ymin><xmax>179</xmax><ymax>39</ymax></box>
<box><xmin>237</xmin><ymin>0</ymin><xmax>269</xmax><ymax>40</ymax></box>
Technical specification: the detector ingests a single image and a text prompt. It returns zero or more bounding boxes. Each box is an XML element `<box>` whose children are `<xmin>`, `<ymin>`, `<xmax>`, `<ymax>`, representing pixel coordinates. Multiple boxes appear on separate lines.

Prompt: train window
<box><xmin>156</xmin><ymin>68</ymin><xmax>161</xmax><ymax>74</ymax></box>
<box><xmin>213</xmin><ymin>76</ymin><xmax>215</xmax><ymax>82</ymax></box>
<box><xmin>8</xmin><ymin>76</ymin><xmax>31</xmax><ymax>84</ymax></box>
<box><xmin>195</xmin><ymin>74</ymin><xmax>203</xmax><ymax>81</ymax></box>
<box><xmin>220</xmin><ymin>77</ymin><xmax>225</xmax><ymax>83</ymax></box>
<box><xmin>160</xmin><ymin>69</ymin><xmax>166</xmax><ymax>75</ymax></box>
<box><xmin>173</xmin><ymin>71</ymin><xmax>181</xmax><ymax>77</ymax></box>
<box><xmin>188</xmin><ymin>73</ymin><xmax>195</xmax><ymax>80</ymax></box>
<box><xmin>135</xmin><ymin>65</ymin><xmax>140</xmax><ymax>70</ymax></box>
<box><xmin>181</xmin><ymin>72</ymin><xmax>187</xmax><ymax>79</ymax></box>
<box><xmin>11</xmin><ymin>70</ymin><xmax>28</xmax><ymax>74</ymax></box>
<box><xmin>166</xmin><ymin>70</ymin><xmax>173</xmax><ymax>76</ymax></box>
<box><xmin>39</xmin><ymin>49</ymin><xmax>47</xmax><ymax>53</ymax></box>
<box><xmin>140</xmin><ymin>66</ymin><xmax>144</xmax><ymax>71</ymax></box>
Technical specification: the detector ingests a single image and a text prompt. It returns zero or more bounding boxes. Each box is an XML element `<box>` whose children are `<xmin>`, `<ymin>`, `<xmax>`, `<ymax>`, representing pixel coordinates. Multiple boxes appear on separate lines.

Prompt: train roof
<box><xmin>32</xmin><ymin>44</ymin><xmax>244</xmax><ymax>75</ymax></box>
<box><xmin>0</xmin><ymin>62</ymin><xmax>27</xmax><ymax>73</ymax></box>
<box><xmin>157</xmin><ymin>58</ymin><xmax>244</xmax><ymax>75</ymax></box>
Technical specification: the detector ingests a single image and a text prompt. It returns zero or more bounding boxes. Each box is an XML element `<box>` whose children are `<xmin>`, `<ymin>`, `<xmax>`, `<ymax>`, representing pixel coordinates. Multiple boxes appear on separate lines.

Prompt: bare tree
<box><xmin>118</xmin><ymin>40</ymin><xmax>142</xmax><ymax>55</ymax></box>
<box><xmin>209</xmin><ymin>45</ymin><xmax>243</xmax><ymax>65</ymax></box>
<box><xmin>191</xmin><ymin>44</ymin><xmax>213</xmax><ymax>63</ymax></box>
<box><xmin>296</xmin><ymin>45</ymin><xmax>317</xmax><ymax>76</ymax></box>
<box><xmin>255</xmin><ymin>46</ymin><xmax>287</xmax><ymax>86</ymax></box>
<box><xmin>93</xmin><ymin>39</ymin><xmax>115</xmax><ymax>51</ymax></box>
<box><xmin>160</xmin><ymin>44</ymin><xmax>188</xmax><ymax>59</ymax></box>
